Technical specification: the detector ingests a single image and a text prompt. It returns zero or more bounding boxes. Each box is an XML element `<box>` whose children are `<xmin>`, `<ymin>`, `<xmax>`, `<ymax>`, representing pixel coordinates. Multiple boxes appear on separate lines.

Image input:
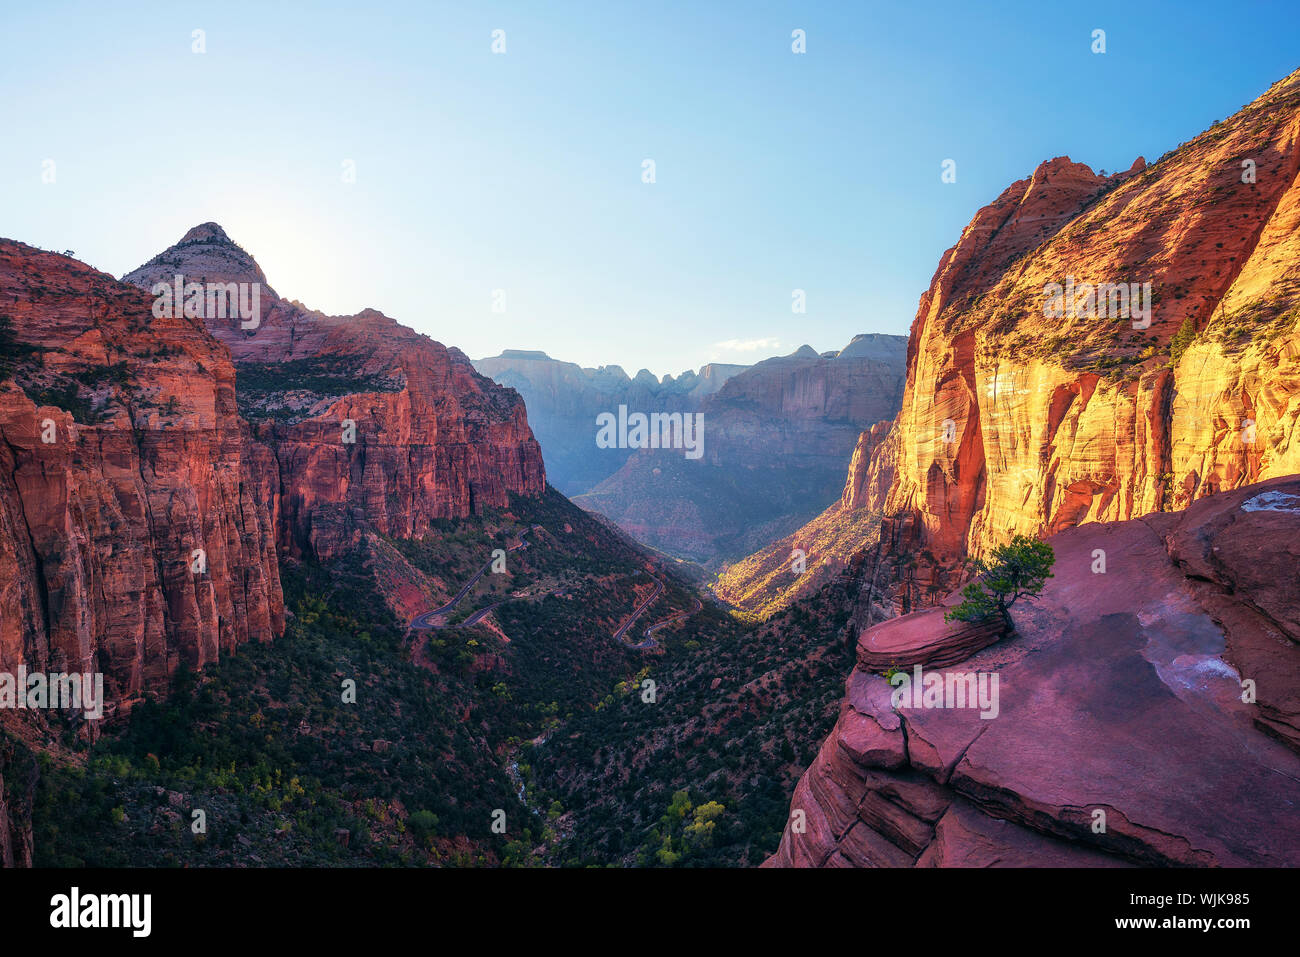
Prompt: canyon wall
<box><xmin>473</xmin><ymin>349</ymin><xmax>746</xmax><ymax>495</ymax></box>
<box><xmin>0</xmin><ymin>223</ymin><xmax>548</xmax><ymax>721</ymax></box>
<box><xmin>0</xmin><ymin>240</ymin><xmax>284</xmax><ymax>714</ymax></box>
<box><xmin>767</xmin><ymin>68</ymin><xmax>1300</xmax><ymax>870</ymax></box>
<box><xmin>870</xmin><ymin>69</ymin><xmax>1300</xmax><ymax>581</ymax></box>
<box><xmin>576</xmin><ymin>336</ymin><xmax>908</xmax><ymax>564</ymax></box>
<box><xmin>124</xmin><ymin>224</ymin><xmax>547</xmax><ymax>561</ymax></box>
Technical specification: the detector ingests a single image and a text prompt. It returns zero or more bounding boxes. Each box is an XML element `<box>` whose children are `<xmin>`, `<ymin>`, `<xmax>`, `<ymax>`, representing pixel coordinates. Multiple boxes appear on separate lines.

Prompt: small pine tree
<box><xmin>945</xmin><ymin>535</ymin><xmax>1055</xmax><ymax>632</ymax></box>
<box><xmin>1169</xmin><ymin>316</ymin><xmax>1198</xmax><ymax>366</ymax></box>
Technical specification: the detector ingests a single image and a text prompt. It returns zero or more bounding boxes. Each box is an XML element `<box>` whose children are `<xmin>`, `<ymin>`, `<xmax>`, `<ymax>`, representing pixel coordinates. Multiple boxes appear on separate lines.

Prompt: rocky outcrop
<box><xmin>473</xmin><ymin>350</ymin><xmax>746</xmax><ymax>495</ymax></box>
<box><xmin>0</xmin><ymin>239</ymin><xmax>284</xmax><ymax>713</ymax></box>
<box><xmin>576</xmin><ymin>336</ymin><xmax>908</xmax><ymax>564</ymax></box>
<box><xmin>840</xmin><ymin>420</ymin><xmax>896</xmax><ymax>512</ymax></box>
<box><xmin>766</xmin><ymin>476</ymin><xmax>1300</xmax><ymax>867</ymax></box>
<box><xmin>125</xmin><ymin>225</ymin><xmax>546</xmax><ymax>561</ymax></box>
<box><xmin>856</xmin><ymin>69</ymin><xmax>1300</xmax><ymax>596</ymax></box>
<box><xmin>855</xmin><ymin>607</ymin><xmax>1004</xmax><ymax>670</ymax></box>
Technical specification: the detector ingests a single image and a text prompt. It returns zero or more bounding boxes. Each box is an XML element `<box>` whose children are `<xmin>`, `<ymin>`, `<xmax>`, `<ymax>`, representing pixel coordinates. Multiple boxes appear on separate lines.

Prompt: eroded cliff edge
<box><xmin>766</xmin><ymin>476</ymin><xmax>1300</xmax><ymax>867</ymax></box>
<box><xmin>0</xmin><ymin>240</ymin><xmax>284</xmax><ymax>712</ymax></box>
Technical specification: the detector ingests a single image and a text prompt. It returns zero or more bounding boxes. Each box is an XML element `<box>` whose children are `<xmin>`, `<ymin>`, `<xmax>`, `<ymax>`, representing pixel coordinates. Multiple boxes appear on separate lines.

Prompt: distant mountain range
<box><xmin>476</xmin><ymin>335</ymin><xmax>908</xmax><ymax>565</ymax></box>
<box><xmin>472</xmin><ymin>350</ymin><xmax>747</xmax><ymax>494</ymax></box>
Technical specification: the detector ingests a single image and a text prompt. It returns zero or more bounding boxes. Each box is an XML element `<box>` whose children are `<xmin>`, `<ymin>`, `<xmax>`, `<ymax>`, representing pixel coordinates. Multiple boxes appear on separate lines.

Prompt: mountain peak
<box><xmin>179</xmin><ymin>222</ymin><xmax>233</xmax><ymax>244</ymax></box>
<box><xmin>123</xmin><ymin>223</ymin><xmax>274</xmax><ymax>300</ymax></box>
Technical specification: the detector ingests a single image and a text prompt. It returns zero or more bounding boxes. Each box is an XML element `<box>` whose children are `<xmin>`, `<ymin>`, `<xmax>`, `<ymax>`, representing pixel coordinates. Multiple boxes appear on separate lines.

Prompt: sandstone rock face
<box><xmin>870</xmin><ymin>70</ymin><xmax>1300</xmax><ymax>585</ymax></box>
<box><xmin>840</xmin><ymin>420</ymin><xmax>896</xmax><ymax>512</ymax></box>
<box><xmin>124</xmin><ymin>225</ymin><xmax>546</xmax><ymax>561</ymax></box>
<box><xmin>765</xmin><ymin>476</ymin><xmax>1300</xmax><ymax>867</ymax></box>
<box><xmin>855</xmin><ymin>607</ymin><xmax>1003</xmax><ymax>670</ymax></box>
<box><xmin>576</xmin><ymin>336</ymin><xmax>908</xmax><ymax>564</ymax></box>
<box><xmin>473</xmin><ymin>350</ymin><xmax>746</xmax><ymax>495</ymax></box>
<box><xmin>0</xmin><ymin>240</ymin><xmax>284</xmax><ymax>712</ymax></box>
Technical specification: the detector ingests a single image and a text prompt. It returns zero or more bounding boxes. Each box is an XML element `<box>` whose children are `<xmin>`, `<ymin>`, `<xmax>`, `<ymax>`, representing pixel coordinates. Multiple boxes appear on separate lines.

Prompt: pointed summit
<box><xmin>123</xmin><ymin>223</ymin><xmax>275</xmax><ymax>300</ymax></box>
<box><xmin>179</xmin><ymin>221</ymin><xmax>232</xmax><ymax>244</ymax></box>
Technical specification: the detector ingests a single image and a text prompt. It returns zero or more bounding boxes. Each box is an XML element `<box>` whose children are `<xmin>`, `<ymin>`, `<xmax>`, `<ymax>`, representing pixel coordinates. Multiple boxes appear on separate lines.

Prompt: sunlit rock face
<box><xmin>871</xmin><ymin>70</ymin><xmax>1300</xmax><ymax>580</ymax></box>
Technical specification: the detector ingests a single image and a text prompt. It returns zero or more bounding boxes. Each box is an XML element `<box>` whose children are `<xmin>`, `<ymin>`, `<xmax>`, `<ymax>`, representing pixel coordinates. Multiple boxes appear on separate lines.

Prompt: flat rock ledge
<box><xmin>857</xmin><ymin>607</ymin><xmax>1005</xmax><ymax>671</ymax></box>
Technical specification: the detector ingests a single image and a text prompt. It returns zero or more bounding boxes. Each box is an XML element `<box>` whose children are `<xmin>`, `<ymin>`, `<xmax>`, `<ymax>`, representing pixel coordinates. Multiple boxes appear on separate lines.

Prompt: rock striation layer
<box><xmin>863</xmin><ymin>70</ymin><xmax>1300</xmax><ymax>589</ymax></box>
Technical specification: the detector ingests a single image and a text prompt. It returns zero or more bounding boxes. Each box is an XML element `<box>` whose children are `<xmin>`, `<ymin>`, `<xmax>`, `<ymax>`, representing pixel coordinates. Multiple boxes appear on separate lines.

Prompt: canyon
<box><xmin>1</xmin><ymin>225</ymin><xmax>547</xmax><ymax>717</ymax></box>
<box><xmin>124</xmin><ymin>224</ymin><xmax>546</xmax><ymax>562</ymax></box>
<box><xmin>0</xmin><ymin>227</ymin><xmax>551</xmax><ymax>865</ymax></box>
<box><xmin>3</xmin><ymin>61</ymin><xmax>1299</xmax><ymax>872</ymax></box>
<box><xmin>569</xmin><ymin>336</ymin><xmax>907</xmax><ymax>564</ymax></box>
<box><xmin>871</xmin><ymin>69</ymin><xmax>1300</xmax><ymax>592</ymax></box>
<box><xmin>727</xmin><ymin>67</ymin><xmax>1300</xmax><ymax>618</ymax></box>
<box><xmin>472</xmin><ymin>350</ymin><xmax>746</xmax><ymax>495</ymax></box>
<box><xmin>762</xmin><ymin>67</ymin><xmax>1300</xmax><ymax>869</ymax></box>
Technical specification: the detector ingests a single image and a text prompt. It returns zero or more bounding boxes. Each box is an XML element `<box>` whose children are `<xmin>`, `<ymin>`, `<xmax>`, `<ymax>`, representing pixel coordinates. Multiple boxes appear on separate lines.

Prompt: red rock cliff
<box><xmin>767</xmin><ymin>476</ymin><xmax>1300</xmax><ymax>867</ymax></box>
<box><xmin>124</xmin><ymin>224</ymin><xmax>546</xmax><ymax>560</ymax></box>
<box><xmin>872</xmin><ymin>69</ymin><xmax>1300</xmax><ymax>581</ymax></box>
<box><xmin>0</xmin><ymin>240</ymin><xmax>284</xmax><ymax>714</ymax></box>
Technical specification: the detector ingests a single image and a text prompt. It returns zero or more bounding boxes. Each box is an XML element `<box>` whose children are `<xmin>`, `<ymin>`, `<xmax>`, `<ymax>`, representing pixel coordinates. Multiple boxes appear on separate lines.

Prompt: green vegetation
<box><xmin>26</xmin><ymin>485</ymin><xmax>860</xmax><ymax>868</ymax></box>
<box><xmin>528</xmin><ymin>569</ymin><xmax>858</xmax><ymax>867</ymax></box>
<box><xmin>1169</xmin><ymin>315</ymin><xmax>1199</xmax><ymax>366</ymax></box>
<box><xmin>640</xmin><ymin>791</ymin><xmax>728</xmax><ymax>866</ymax></box>
<box><xmin>23</xmin><ymin>382</ymin><xmax>98</xmax><ymax>423</ymax></box>
<box><xmin>945</xmin><ymin>534</ymin><xmax>1056</xmax><ymax>631</ymax></box>
<box><xmin>234</xmin><ymin>356</ymin><xmax>402</xmax><ymax>420</ymax></box>
<box><xmin>0</xmin><ymin>314</ymin><xmax>39</xmax><ymax>382</ymax></box>
<box><xmin>30</xmin><ymin>553</ymin><xmax>533</xmax><ymax>866</ymax></box>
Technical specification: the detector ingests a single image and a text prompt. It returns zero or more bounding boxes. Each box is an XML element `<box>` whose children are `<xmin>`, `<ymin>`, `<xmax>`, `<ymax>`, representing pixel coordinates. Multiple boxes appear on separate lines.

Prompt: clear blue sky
<box><xmin>2</xmin><ymin>1</ymin><xmax>1296</xmax><ymax>376</ymax></box>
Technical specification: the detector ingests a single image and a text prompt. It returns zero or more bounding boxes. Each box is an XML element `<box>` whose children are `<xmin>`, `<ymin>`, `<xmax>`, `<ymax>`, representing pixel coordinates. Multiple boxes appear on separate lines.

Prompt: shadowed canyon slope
<box><xmin>572</xmin><ymin>336</ymin><xmax>907</xmax><ymax>565</ymax></box>
<box><xmin>766</xmin><ymin>476</ymin><xmax>1300</xmax><ymax>868</ymax></box>
<box><xmin>124</xmin><ymin>224</ymin><xmax>546</xmax><ymax>561</ymax></box>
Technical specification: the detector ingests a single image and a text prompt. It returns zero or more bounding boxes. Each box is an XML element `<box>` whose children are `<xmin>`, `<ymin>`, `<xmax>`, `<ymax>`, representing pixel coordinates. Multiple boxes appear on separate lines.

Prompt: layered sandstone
<box><xmin>864</xmin><ymin>69</ymin><xmax>1300</xmax><ymax>591</ymax></box>
<box><xmin>767</xmin><ymin>476</ymin><xmax>1300</xmax><ymax>867</ymax></box>
<box><xmin>125</xmin><ymin>225</ymin><xmax>546</xmax><ymax>560</ymax></box>
<box><xmin>0</xmin><ymin>240</ymin><xmax>284</xmax><ymax>713</ymax></box>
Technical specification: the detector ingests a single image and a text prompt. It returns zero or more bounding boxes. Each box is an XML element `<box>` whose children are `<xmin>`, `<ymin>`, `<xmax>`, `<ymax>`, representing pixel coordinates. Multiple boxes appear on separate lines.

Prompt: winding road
<box><xmin>409</xmin><ymin>525</ymin><xmax>540</xmax><ymax>630</ymax></box>
<box><xmin>639</xmin><ymin>596</ymin><xmax>704</xmax><ymax>647</ymax></box>
<box><xmin>407</xmin><ymin>525</ymin><xmax>701</xmax><ymax>651</ymax></box>
<box><xmin>612</xmin><ymin>575</ymin><xmax>664</xmax><ymax>647</ymax></box>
